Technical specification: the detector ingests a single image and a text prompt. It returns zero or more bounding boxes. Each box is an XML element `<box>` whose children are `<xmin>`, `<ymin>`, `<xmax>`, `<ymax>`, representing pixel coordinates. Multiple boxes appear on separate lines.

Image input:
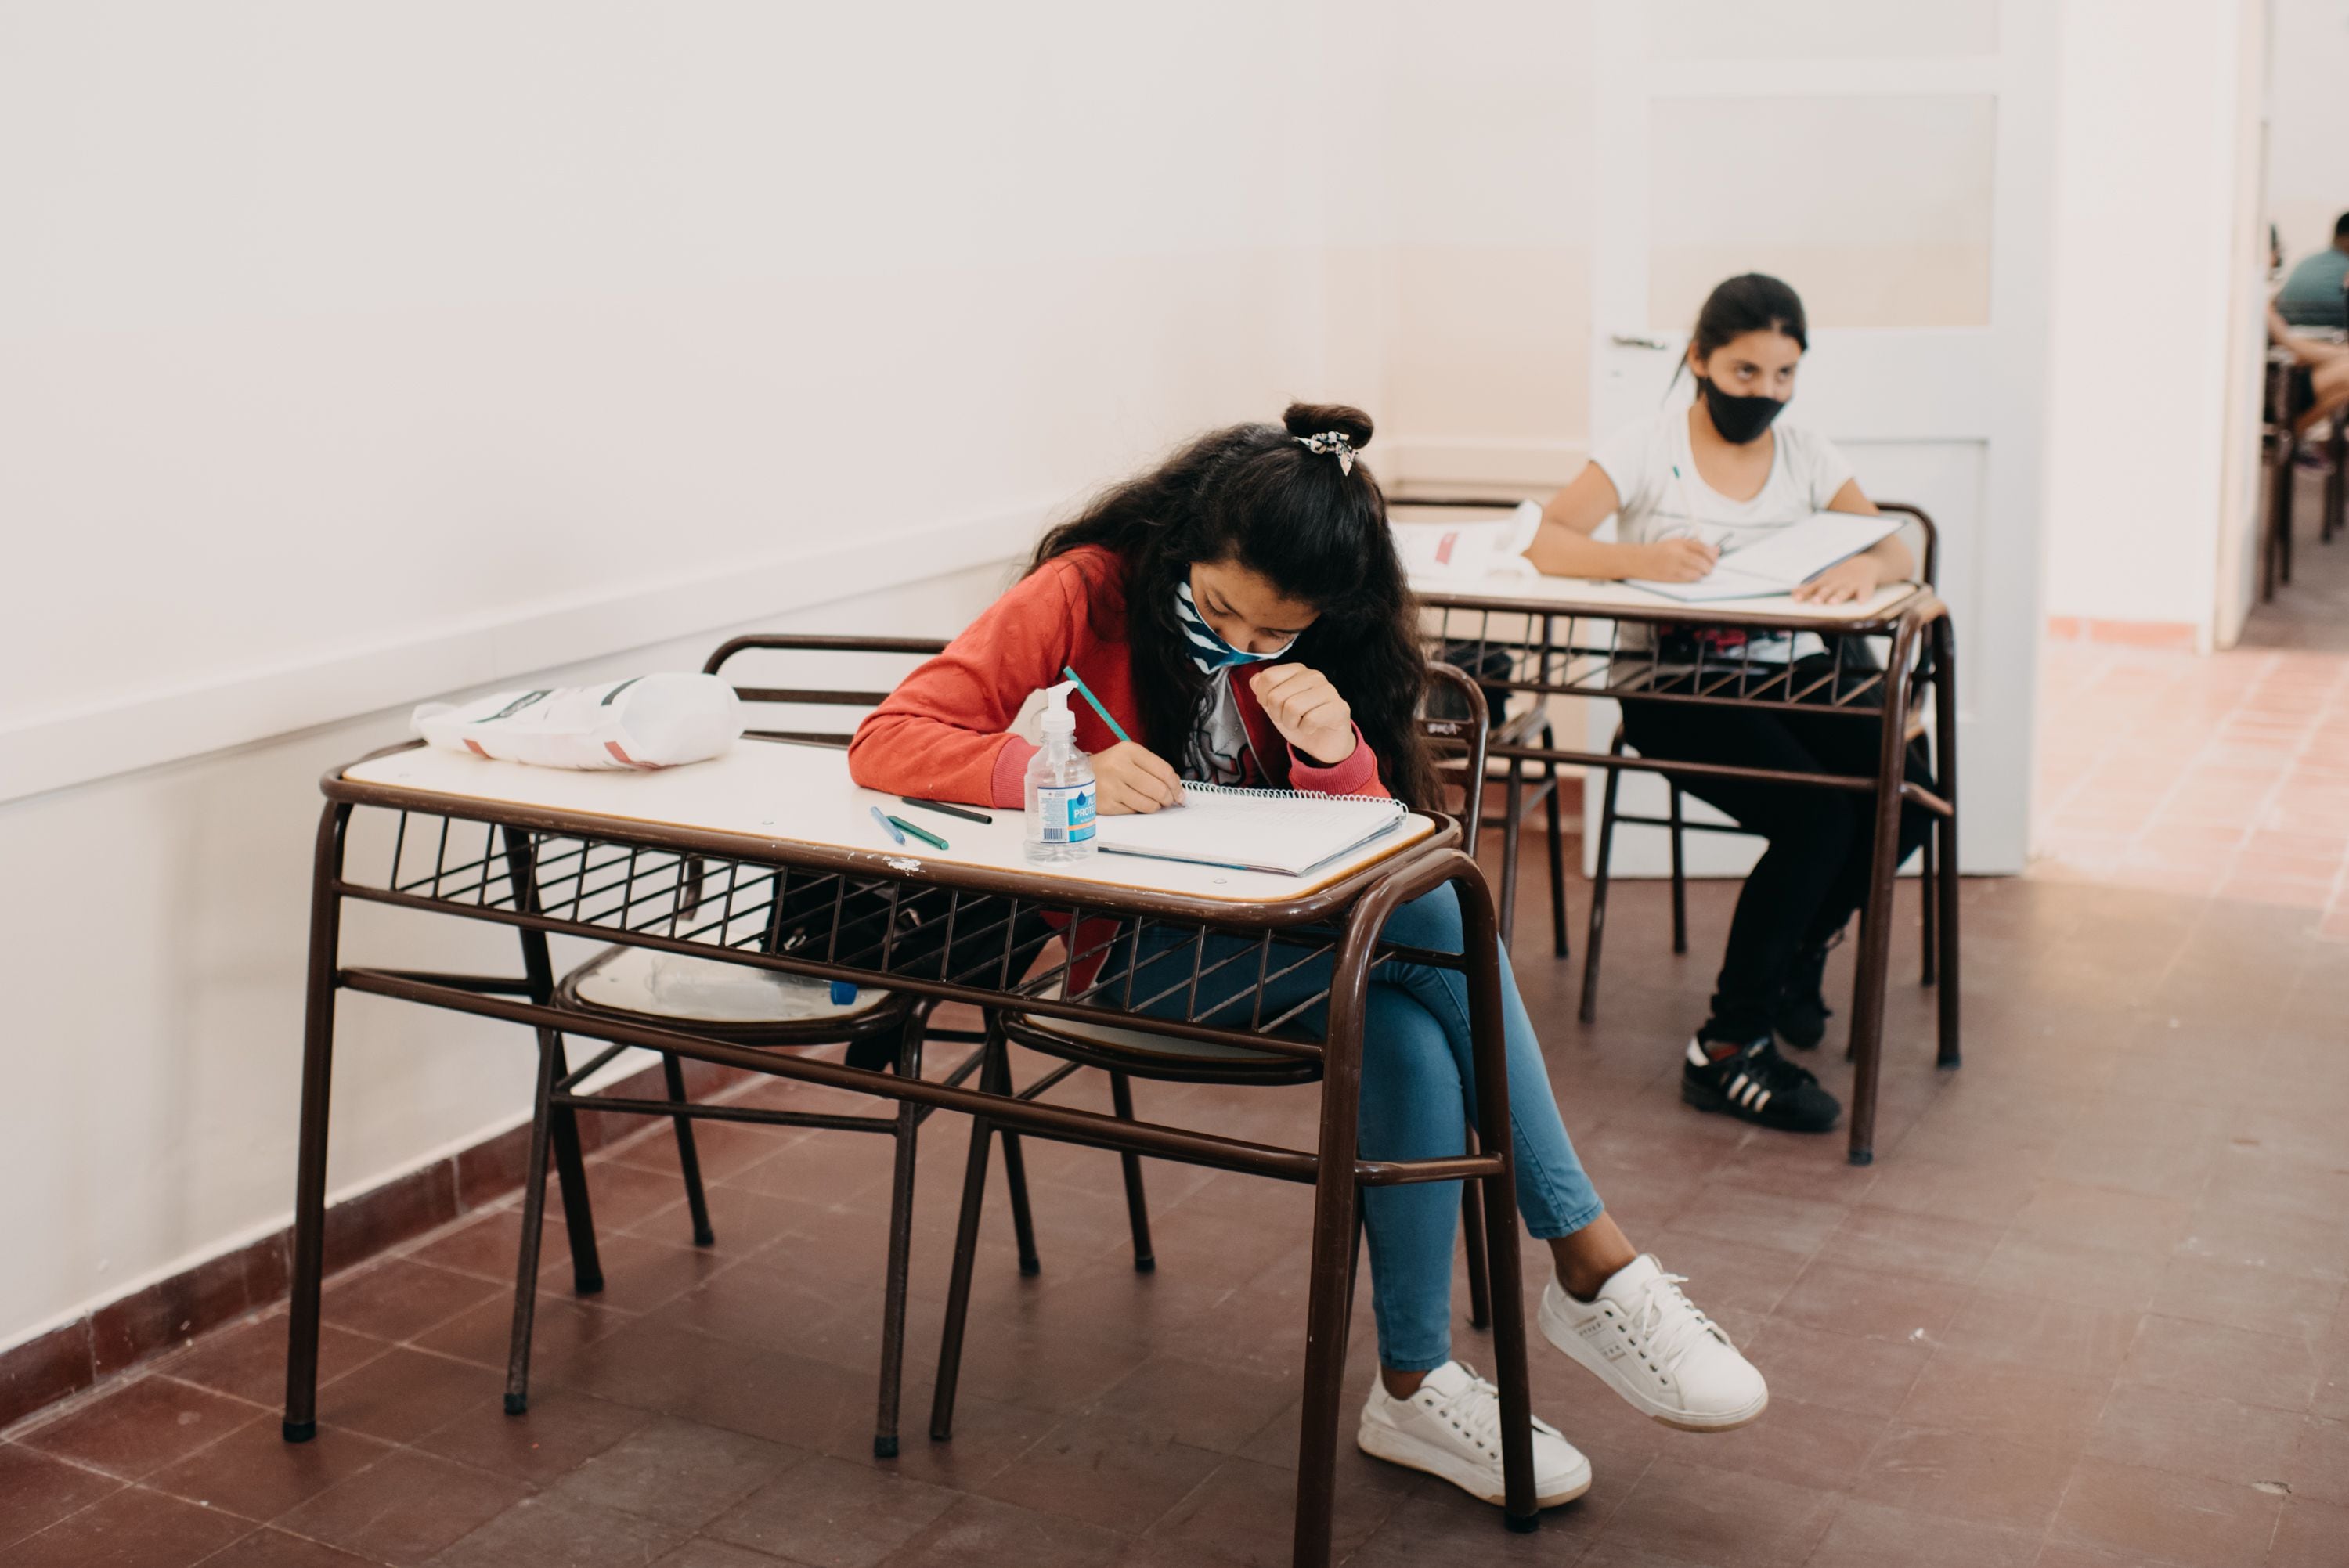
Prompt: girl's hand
<box><xmin>1249</xmin><ymin>664</ymin><xmax>1358</xmax><ymax>765</ymax></box>
<box><xmin>1092</xmin><ymin>740</ymin><xmax>1184</xmax><ymax>815</ymax></box>
<box><xmin>1634</xmin><ymin>538</ymin><xmax>1720</xmax><ymax>582</ymax></box>
<box><xmin>1792</xmin><ymin>556</ymin><xmax>1882</xmax><ymax>605</ymax></box>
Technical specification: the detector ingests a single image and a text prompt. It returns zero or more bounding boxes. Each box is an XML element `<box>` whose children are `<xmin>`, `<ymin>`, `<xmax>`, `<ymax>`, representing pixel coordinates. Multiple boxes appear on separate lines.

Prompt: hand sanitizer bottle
<box><xmin>1025</xmin><ymin>680</ymin><xmax>1098</xmax><ymax>864</ymax></box>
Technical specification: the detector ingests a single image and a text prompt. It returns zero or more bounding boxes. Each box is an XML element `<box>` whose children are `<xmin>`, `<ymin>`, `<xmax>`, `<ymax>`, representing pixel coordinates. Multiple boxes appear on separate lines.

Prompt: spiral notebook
<box><xmin>1093</xmin><ymin>782</ymin><xmax>1409</xmax><ymax>877</ymax></box>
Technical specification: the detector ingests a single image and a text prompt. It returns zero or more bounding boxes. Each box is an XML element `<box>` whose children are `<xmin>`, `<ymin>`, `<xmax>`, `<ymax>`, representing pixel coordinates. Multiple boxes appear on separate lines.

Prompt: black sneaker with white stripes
<box><xmin>1681</xmin><ymin>1036</ymin><xmax>1842</xmax><ymax>1133</ymax></box>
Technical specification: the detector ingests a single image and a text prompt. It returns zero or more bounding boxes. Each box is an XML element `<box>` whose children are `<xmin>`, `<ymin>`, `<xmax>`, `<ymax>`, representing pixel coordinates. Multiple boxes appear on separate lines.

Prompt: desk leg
<box><xmin>500</xmin><ymin>828</ymin><xmax>603</xmax><ymax>1295</ymax></box>
<box><xmin>1292</xmin><ymin>975</ymin><xmax>1367</xmax><ymax>1568</ymax></box>
<box><xmin>283</xmin><ymin>803</ymin><xmax>351</xmax><ymax>1443</ymax></box>
<box><xmin>1460</xmin><ymin>871</ymin><xmax>1537</xmax><ymax>1533</ymax></box>
<box><xmin>1843</xmin><ymin>621</ymin><xmax>1920</xmax><ymax>1166</ymax></box>
<box><xmin>504</xmin><ymin>1029</ymin><xmax>564</xmax><ymax>1414</ymax></box>
<box><xmin>871</xmin><ymin>1020</ymin><xmax>923</xmax><ymax>1458</ymax></box>
<box><xmin>1932</xmin><ymin>618</ymin><xmax>1962</xmax><ymax>1071</ymax></box>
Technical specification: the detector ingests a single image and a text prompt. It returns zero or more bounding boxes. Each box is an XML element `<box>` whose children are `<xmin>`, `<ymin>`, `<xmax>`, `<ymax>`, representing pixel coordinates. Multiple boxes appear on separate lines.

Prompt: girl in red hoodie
<box><xmin>851</xmin><ymin>404</ymin><xmax>1766</xmax><ymax>1508</ymax></box>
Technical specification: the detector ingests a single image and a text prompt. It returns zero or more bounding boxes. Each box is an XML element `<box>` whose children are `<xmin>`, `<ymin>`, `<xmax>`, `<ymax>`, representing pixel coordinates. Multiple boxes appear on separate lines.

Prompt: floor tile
<box><xmin>2083</xmin><ymin>1382</ymin><xmax>2307</xmax><ymax>1490</ymax></box>
<box><xmin>17</xmin><ymin>1375</ymin><xmax>259</xmax><ymax>1481</ymax></box>
<box><xmin>541</xmin><ymin>1416</ymin><xmax>806</xmax><ymax>1530</ymax></box>
<box><xmin>645</xmin><ymin>1541</ymin><xmax>800</xmax><ymax>1568</ymax></box>
<box><xmin>702</xmin><ymin>1453</ymin><xmax>958</xmax><ymax>1567</ymax></box>
<box><xmin>309</xmin><ymin>1347</ymin><xmax>505</xmax><ymax>1445</ymax></box>
<box><xmin>2267</xmin><ymin>1495</ymin><xmax>2349</xmax><ymax>1568</ymax></box>
<box><xmin>882</xmin><ymin>1494</ymin><xmax>1127</xmax><ymax>1568</ymax></box>
<box><xmin>319</xmin><ymin>1258</ymin><xmax>503</xmax><ymax>1344</ymax></box>
<box><xmin>2046</xmin><ymin>1456</ymin><xmax>2281</xmax><ymax>1568</ymax></box>
<box><xmin>1597</xmin><ymin>1455</ymin><xmax>1838</xmax><ymax>1567</ymax></box>
<box><xmin>162</xmin><ymin>1318</ymin><xmax>388</xmax><ymax>1409</ymax></box>
<box><xmin>972</xmin><ymin>1408</ymin><xmax>1225</xmax><ymax>1533</ymax></box>
<box><xmin>2119</xmin><ymin>1314</ymin><xmax>2321</xmax><ymax>1413</ymax></box>
<box><xmin>2282</xmin><ymin>1415</ymin><xmax>2349</xmax><ymax>1508</ymax></box>
<box><xmin>2</xmin><ymin>1483</ymin><xmax>254</xmax><ymax>1567</ymax></box>
<box><xmin>1144</xmin><ymin>1454</ymin><xmax>1406</xmax><ymax>1566</ymax></box>
<box><xmin>411</xmin><ymin>1383</ymin><xmax>655</xmax><ymax>1486</ymax></box>
<box><xmin>1804</xmin><ymin>1497</ymin><xmax>2039</xmax><ymax>1568</ymax></box>
<box><xmin>1081</xmin><ymin>1356</ymin><xmax>1301</xmax><ymax>1456</ymax></box>
<box><xmin>145</xmin><ymin>1415</ymin><xmax>392</xmax><ymax>1524</ymax></box>
<box><xmin>1773</xmin><ymin>1262</ymin><xmax>1962</xmax><ymax>1343</ymax></box>
<box><xmin>1852</xmin><ymin>1424</ymin><xmax>2075</xmax><ymax>1533</ymax></box>
<box><xmin>420</xmin><ymin>1492</ymin><xmax>692</xmax><ymax>1568</ymax></box>
<box><xmin>0</xmin><ymin>1440</ymin><xmax>126</xmax><ymax>1549</ymax></box>
<box><xmin>1894</xmin><ymin>1349</ymin><xmax>2109</xmax><ymax>1456</ymax></box>
<box><xmin>193</xmin><ymin>1529</ymin><xmax>381</xmax><ymax>1567</ymax></box>
<box><xmin>1936</xmin><ymin>1289</ymin><xmax>2142</xmax><ymax>1380</ymax></box>
<box><xmin>272</xmin><ymin>1448</ymin><xmax>530</xmax><ymax>1566</ymax></box>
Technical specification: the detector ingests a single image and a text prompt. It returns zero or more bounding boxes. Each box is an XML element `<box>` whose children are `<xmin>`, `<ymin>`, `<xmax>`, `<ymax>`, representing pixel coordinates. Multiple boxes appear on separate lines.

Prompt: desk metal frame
<box><xmin>280</xmin><ymin>742</ymin><xmax>1541</xmax><ymax>1564</ymax></box>
<box><xmin>1408</xmin><ymin>564</ymin><xmax>1958</xmax><ymax>1166</ymax></box>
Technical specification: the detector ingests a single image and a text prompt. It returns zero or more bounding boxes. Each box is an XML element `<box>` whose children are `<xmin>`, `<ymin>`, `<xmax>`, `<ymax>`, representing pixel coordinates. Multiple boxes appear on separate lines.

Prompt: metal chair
<box><xmin>928</xmin><ymin>664</ymin><xmax>1497</xmax><ymax>1440</ymax></box>
<box><xmin>1576</xmin><ymin>503</ymin><xmax>1945</xmax><ymax>1025</ymax></box>
<box><xmin>512</xmin><ymin>633</ymin><xmax>999</xmax><ymax>1460</ymax></box>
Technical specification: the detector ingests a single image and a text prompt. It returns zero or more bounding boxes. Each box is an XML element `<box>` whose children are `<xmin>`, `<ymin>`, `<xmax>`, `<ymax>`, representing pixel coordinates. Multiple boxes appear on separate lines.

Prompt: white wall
<box><xmin>0</xmin><ymin>1</ymin><xmax>1371</xmax><ymax>1356</ymax></box>
<box><xmin>0</xmin><ymin>1</ymin><xmax>1351</xmax><ymax>800</ymax></box>
<box><xmin>1379</xmin><ymin>2</ymin><xmax>1595</xmax><ymax>491</ymax></box>
<box><xmin>2265</xmin><ymin>0</ymin><xmax>2349</xmax><ymax>266</ymax></box>
<box><xmin>2040</xmin><ymin>0</ymin><xmax>2264</xmax><ymax>645</ymax></box>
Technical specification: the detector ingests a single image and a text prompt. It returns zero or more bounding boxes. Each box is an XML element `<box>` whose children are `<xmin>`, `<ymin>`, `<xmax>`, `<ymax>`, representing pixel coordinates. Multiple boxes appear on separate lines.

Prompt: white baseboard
<box><xmin>2</xmin><ymin>500</ymin><xmax>1050</xmax><ymax>805</ymax></box>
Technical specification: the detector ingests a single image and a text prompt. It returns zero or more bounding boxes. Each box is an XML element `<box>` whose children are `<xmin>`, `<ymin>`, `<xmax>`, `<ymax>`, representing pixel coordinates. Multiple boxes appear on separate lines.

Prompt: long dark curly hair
<box><xmin>1028</xmin><ymin>401</ymin><xmax>1436</xmax><ymax>810</ymax></box>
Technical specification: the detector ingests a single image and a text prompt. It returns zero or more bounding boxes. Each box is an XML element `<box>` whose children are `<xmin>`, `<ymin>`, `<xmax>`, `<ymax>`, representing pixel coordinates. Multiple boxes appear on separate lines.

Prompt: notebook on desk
<box><xmin>1627</xmin><ymin>512</ymin><xmax>1901</xmax><ymax>603</ymax></box>
<box><xmin>1094</xmin><ymin>782</ymin><xmax>1408</xmax><ymax>877</ymax></box>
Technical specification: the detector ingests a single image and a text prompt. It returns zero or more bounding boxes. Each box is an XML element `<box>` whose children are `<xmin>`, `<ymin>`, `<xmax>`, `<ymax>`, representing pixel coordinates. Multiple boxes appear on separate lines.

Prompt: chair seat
<box><xmin>558</xmin><ymin>944</ymin><xmax>907</xmax><ymax>1033</ymax></box>
<box><xmin>999</xmin><ymin>1008</ymin><xmax>1321</xmax><ymax>1085</ymax></box>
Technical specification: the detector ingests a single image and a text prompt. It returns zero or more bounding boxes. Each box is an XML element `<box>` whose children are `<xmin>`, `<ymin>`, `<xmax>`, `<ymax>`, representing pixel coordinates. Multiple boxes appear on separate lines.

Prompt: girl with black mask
<box><xmin>1517</xmin><ymin>274</ymin><xmax>1932</xmax><ymax>1135</ymax></box>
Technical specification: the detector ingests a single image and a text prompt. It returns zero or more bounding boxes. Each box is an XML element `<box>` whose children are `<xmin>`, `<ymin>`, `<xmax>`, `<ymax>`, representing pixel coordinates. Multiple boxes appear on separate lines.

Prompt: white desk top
<box><xmin>1409</xmin><ymin>568</ymin><xmax>1924</xmax><ymax>625</ymax></box>
<box><xmin>341</xmin><ymin>739</ymin><xmax>1439</xmax><ymax>907</ymax></box>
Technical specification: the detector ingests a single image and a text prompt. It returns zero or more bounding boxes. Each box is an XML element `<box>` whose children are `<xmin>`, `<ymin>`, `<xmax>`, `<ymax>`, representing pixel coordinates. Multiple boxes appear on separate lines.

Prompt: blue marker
<box><xmin>869</xmin><ymin>805</ymin><xmax>907</xmax><ymax>846</ymax></box>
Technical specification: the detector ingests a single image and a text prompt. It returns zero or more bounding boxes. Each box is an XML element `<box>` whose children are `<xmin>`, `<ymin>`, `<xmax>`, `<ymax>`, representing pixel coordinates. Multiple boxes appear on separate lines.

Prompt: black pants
<box><xmin>1620</xmin><ymin>653</ymin><xmax>1932</xmax><ymax>1043</ymax></box>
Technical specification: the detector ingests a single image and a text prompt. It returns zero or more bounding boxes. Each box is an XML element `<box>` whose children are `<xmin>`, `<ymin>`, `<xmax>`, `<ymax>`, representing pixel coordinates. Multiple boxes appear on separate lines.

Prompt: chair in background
<box><xmin>1575</xmin><ymin>503</ymin><xmax>1945</xmax><ymax>1027</ymax></box>
<box><xmin>928</xmin><ymin>664</ymin><xmax>1498</xmax><ymax>1440</ymax></box>
<box><xmin>511</xmin><ymin>633</ymin><xmax>1001</xmax><ymax>1460</ymax></box>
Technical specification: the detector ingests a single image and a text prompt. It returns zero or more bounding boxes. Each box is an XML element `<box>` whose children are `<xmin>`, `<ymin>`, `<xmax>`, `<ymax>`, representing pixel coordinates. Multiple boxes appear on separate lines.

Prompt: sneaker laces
<box><xmin>1422</xmin><ymin>1364</ymin><xmax>1506</xmax><ymax>1453</ymax></box>
<box><xmin>1616</xmin><ymin>1271</ymin><xmax>1722</xmax><ymax>1375</ymax></box>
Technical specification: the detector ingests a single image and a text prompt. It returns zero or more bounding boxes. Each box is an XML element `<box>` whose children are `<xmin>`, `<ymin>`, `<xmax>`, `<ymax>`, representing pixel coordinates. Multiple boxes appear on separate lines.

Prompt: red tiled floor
<box><xmin>14</xmin><ymin>1373</ymin><xmax>258</xmax><ymax>1480</ymax></box>
<box><xmin>2</xmin><ymin>1482</ymin><xmax>256</xmax><ymax>1566</ymax></box>
<box><xmin>10</xmin><ymin>567</ymin><xmax>2349</xmax><ymax>1563</ymax></box>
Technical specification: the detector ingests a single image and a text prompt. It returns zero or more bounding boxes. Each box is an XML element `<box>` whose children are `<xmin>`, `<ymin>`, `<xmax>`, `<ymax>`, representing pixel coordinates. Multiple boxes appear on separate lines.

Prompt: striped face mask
<box><xmin>1175</xmin><ymin>580</ymin><xmax>1297</xmax><ymax>672</ymax></box>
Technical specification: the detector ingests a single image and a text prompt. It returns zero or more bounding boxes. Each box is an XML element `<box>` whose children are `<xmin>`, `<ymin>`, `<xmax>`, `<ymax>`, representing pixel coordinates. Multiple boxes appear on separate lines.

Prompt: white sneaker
<box><xmin>1539</xmin><ymin>1255</ymin><xmax>1768</xmax><ymax>1432</ymax></box>
<box><xmin>1356</xmin><ymin>1360</ymin><xmax>1591</xmax><ymax>1508</ymax></box>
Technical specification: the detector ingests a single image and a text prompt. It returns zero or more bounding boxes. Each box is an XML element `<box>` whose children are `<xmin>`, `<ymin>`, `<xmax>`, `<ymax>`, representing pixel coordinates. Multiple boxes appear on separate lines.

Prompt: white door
<box><xmin>1585</xmin><ymin>0</ymin><xmax>2054</xmax><ymax>877</ymax></box>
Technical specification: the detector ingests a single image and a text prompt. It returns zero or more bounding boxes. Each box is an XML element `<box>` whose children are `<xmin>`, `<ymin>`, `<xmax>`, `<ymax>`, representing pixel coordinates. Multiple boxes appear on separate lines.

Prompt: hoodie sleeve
<box><xmin>846</xmin><ymin>557</ymin><xmax>1088</xmax><ymax>809</ymax></box>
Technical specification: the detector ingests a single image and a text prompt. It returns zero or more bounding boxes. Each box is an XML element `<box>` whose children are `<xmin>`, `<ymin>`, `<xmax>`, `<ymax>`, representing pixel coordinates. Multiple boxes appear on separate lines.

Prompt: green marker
<box><xmin>886</xmin><ymin>813</ymin><xmax>948</xmax><ymax>851</ymax></box>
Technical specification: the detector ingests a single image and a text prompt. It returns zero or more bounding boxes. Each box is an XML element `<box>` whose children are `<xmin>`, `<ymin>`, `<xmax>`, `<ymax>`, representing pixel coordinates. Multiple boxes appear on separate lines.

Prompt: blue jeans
<box><xmin>1116</xmin><ymin>884</ymin><xmax>1604</xmax><ymax>1372</ymax></box>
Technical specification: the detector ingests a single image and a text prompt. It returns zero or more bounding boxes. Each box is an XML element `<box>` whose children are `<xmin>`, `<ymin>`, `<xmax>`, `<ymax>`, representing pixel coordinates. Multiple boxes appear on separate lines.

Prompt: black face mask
<box><xmin>1697</xmin><ymin>377</ymin><xmax>1787</xmax><ymax>445</ymax></box>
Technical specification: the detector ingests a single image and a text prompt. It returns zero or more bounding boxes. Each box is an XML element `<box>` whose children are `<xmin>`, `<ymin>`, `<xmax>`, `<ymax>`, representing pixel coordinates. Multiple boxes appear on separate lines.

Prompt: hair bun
<box><xmin>1282</xmin><ymin>402</ymin><xmax>1374</xmax><ymax>451</ymax></box>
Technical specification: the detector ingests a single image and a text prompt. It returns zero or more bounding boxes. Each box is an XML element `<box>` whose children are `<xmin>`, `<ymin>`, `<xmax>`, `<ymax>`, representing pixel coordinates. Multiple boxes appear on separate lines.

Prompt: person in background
<box><xmin>2273</xmin><ymin>213</ymin><xmax>2349</xmax><ymax>333</ymax></box>
<box><xmin>1521</xmin><ymin>274</ymin><xmax>1932</xmax><ymax>1135</ymax></box>
<box><xmin>2270</xmin><ymin>303</ymin><xmax>2349</xmax><ymax>438</ymax></box>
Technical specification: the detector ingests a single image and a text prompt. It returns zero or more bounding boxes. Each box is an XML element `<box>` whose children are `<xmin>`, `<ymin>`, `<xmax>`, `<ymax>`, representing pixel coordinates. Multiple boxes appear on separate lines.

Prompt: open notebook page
<box><xmin>1093</xmin><ymin>783</ymin><xmax>1407</xmax><ymax>877</ymax></box>
<box><xmin>1628</xmin><ymin>512</ymin><xmax>1899</xmax><ymax>602</ymax></box>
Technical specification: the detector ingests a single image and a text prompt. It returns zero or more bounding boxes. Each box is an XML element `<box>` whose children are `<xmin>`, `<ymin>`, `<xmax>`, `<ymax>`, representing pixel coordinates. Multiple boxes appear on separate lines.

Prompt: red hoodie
<box><xmin>848</xmin><ymin>545</ymin><xmax>1386</xmax><ymax>805</ymax></box>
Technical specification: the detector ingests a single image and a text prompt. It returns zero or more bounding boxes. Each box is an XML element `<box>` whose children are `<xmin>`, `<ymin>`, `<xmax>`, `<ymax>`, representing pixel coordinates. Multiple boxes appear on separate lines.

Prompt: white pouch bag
<box><xmin>412</xmin><ymin>674</ymin><xmax>743</xmax><ymax>770</ymax></box>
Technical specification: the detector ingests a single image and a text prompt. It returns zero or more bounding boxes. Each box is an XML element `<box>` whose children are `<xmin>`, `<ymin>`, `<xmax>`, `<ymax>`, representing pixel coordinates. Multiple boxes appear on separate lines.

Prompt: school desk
<box><xmin>1395</xmin><ymin>506</ymin><xmax>1959</xmax><ymax>1166</ymax></box>
<box><xmin>278</xmin><ymin>735</ymin><xmax>1543</xmax><ymax>1563</ymax></box>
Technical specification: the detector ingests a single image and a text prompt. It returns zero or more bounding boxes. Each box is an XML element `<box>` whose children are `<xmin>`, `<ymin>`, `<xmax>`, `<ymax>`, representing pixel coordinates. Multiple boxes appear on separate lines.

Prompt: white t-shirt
<box><xmin>1590</xmin><ymin>406</ymin><xmax>1856</xmax><ymax>554</ymax></box>
<box><xmin>1587</xmin><ymin>406</ymin><xmax>1859</xmax><ymax>660</ymax></box>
